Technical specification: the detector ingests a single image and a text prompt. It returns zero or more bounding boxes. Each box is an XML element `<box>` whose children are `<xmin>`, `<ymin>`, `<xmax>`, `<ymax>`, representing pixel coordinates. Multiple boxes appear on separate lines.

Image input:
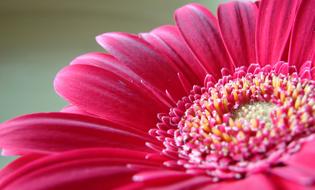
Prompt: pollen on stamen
<box><xmin>150</xmin><ymin>64</ymin><xmax>315</xmax><ymax>181</ymax></box>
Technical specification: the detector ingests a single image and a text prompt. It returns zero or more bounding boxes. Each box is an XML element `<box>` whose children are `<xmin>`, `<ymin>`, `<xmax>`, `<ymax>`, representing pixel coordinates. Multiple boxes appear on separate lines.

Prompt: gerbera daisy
<box><xmin>1</xmin><ymin>0</ymin><xmax>315</xmax><ymax>189</ymax></box>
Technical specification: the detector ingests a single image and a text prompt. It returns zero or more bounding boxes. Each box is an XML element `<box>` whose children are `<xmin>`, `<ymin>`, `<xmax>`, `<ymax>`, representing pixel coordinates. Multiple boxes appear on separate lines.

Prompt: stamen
<box><xmin>152</xmin><ymin>65</ymin><xmax>315</xmax><ymax>180</ymax></box>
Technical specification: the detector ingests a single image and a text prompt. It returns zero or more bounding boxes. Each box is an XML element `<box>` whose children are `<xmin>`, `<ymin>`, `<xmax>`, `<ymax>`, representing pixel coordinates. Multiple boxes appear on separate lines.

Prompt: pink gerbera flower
<box><xmin>1</xmin><ymin>0</ymin><xmax>315</xmax><ymax>189</ymax></box>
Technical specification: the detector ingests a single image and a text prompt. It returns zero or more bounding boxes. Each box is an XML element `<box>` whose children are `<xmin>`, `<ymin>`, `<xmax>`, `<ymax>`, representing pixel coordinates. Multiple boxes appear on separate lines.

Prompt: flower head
<box><xmin>1</xmin><ymin>0</ymin><xmax>315</xmax><ymax>189</ymax></box>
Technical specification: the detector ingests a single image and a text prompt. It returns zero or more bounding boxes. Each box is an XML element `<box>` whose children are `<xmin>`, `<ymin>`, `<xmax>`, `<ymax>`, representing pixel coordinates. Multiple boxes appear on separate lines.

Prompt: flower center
<box><xmin>152</xmin><ymin>66</ymin><xmax>315</xmax><ymax>181</ymax></box>
<box><xmin>232</xmin><ymin>102</ymin><xmax>276</xmax><ymax>127</ymax></box>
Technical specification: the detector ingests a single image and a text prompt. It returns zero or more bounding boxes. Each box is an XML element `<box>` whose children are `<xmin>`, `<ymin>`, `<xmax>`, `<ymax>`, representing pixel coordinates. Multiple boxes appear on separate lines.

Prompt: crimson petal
<box><xmin>96</xmin><ymin>32</ymin><xmax>186</xmax><ymax>100</ymax></box>
<box><xmin>285</xmin><ymin>139</ymin><xmax>315</xmax><ymax>173</ymax></box>
<box><xmin>199</xmin><ymin>174</ymin><xmax>276</xmax><ymax>190</ymax></box>
<box><xmin>55</xmin><ymin>64</ymin><xmax>167</xmax><ymax>131</ymax></box>
<box><xmin>69</xmin><ymin>52</ymin><xmax>141</xmax><ymax>82</ymax></box>
<box><xmin>0</xmin><ymin>148</ymin><xmax>152</xmax><ymax>190</ymax></box>
<box><xmin>269</xmin><ymin>175</ymin><xmax>311</xmax><ymax>190</ymax></box>
<box><xmin>0</xmin><ymin>112</ymin><xmax>154</xmax><ymax>154</ymax></box>
<box><xmin>256</xmin><ymin>0</ymin><xmax>300</xmax><ymax>66</ymax></box>
<box><xmin>133</xmin><ymin>170</ymin><xmax>192</xmax><ymax>188</ymax></box>
<box><xmin>289</xmin><ymin>0</ymin><xmax>315</xmax><ymax>69</ymax></box>
<box><xmin>68</xmin><ymin>52</ymin><xmax>174</xmax><ymax>108</ymax></box>
<box><xmin>175</xmin><ymin>3</ymin><xmax>234</xmax><ymax>79</ymax></box>
<box><xmin>141</xmin><ymin>25</ymin><xmax>207</xmax><ymax>84</ymax></box>
<box><xmin>0</xmin><ymin>154</ymin><xmax>44</xmax><ymax>180</ymax></box>
<box><xmin>60</xmin><ymin>105</ymin><xmax>95</xmax><ymax>117</ymax></box>
<box><xmin>152</xmin><ymin>176</ymin><xmax>212</xmax><ymax>190</ymax></box>
<box><xmin>271</xmin><ymin>166</ymin><xmax>315</xmax><ymax>186</ymax></box>
<box><xmin>218</xmin><ymin>1</ymin><xmax>257</xmax><ymax>67</ymax></box>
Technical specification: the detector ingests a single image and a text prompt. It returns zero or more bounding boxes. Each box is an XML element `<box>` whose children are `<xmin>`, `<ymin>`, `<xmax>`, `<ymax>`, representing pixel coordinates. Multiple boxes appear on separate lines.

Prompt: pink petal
<box><xmin>54</xmin><ymin>64</ymin><xmax>167</xmax><ymax>131</ymax></box>
<box><xmin>140</xmin><ymin>33</ymin><xmax>197</xmax><ymax>89</ymax></box>
<box><xmin>96</xmin><ymin>32</ymin><xmax>186</xmax><ymax>100</ymax></box>
<box><xmin>311</xmin><ymin>68</ymin><xmax>315</xmax><ymax>80</ymax></box>
<box><xmin>0</xmin><ymin>112</ymin><xmax>155</xmax><ymax>154</ymax></box>
<box><xmin>60</xmin><ymin>105</ymin><xmax>95</xmax><ymax>117</ymax></box>
<box><xmin>133</xmin><ymin>170</ymin><xmax>191</xmax><ymax>185</ymax></box>
<box><xmin>269</xmin><ymin>175</ymin><xmax>313</xmax><ymax>190</ymax></box>
<box><xmin>285</xmin><ymin>139</ymin><xmax>315</xmax><ymax>174</ymax></box>
<box><xmin>289</xmin><ymin>0</ymin><xmax>315</xmax><ymax>69</ymax></box>
<box><xmin>153</xmin><ymin>176</ymin><xmax>212</xmax><ymax>190</ymax></box>
<box><xmin>142</xmin><ymin>25</ymin><xmax>207</xmax><ymax>84</ymax></box>
<box><xmin>218</xmin><ymin>1</ymin><xmax>257</xmax><ymax>67</ymax></box>
<box><xmin>68</xmin><ymin>51</ymin><xmax>174</xmax><ymax>109</ymax></box>
<box><xmin>69</xmin><ymin>52</ymin><xmax>141</xmax><ymax>83</ymax></box>
<box><xmin>271</xmin><ymin>166</ymin><xmax>315</xmax><ymax>186</ymax></box>
<box><xmin>256</xmin><ymin>0</ymin><xmax>300</xmax><ymax>66</ymax></box>
<box><xmin>1</xmin><ymin>149</ymin><xmax>25</xmax><ymax>156</ymax></box>
<box><xmin>175</xmin><ymin>3</ymin><xmax>234</xmax><ymax>79</ymax></box>
<box><xmin>199</xmin><ymin>174</ymin><xmax>276</xmax><ymax>190</ymax></box>
<box><xmin>115</xmin><ymin>182</ymin><xmax>146</xmax><ymax>190</ymax></box>
<box><xmin>70</xmin><ymin>52</ymin><xmax>119</xmax><ymax>68</ymax></box>
<box><xmin>0</xmin><ymin>154</ymin><xmax>44</xmax><ymax>180</ymax></box>
<box><xmin>0</xmin><ymin>148</ymin><xmax>150</xmax><ymax>190</ymax></box>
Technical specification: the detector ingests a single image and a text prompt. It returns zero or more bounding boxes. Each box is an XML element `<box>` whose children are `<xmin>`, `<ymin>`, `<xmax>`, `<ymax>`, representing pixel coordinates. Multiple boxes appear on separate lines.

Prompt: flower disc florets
<box><xmin>152</xmin><ymin>64</ymin><xmax>315</xmax><ymax>180</ymax></box>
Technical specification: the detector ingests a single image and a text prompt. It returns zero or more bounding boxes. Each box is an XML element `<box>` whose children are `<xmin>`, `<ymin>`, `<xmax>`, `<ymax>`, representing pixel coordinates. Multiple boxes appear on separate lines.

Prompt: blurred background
<box><xmin>0</xmin><ymin>0</ymin><xmax>223</xmax><ymax>167</ymax></box>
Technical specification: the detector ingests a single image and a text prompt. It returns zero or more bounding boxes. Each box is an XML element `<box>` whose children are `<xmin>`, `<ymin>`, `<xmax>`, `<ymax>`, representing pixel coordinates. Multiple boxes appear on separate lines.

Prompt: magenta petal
<box><xmin>55</xmin><ymin>64</ymin><xmax>167</xmax><ymax>131</ymax></box>
<box><xmin>0</xmin><ymin>154</ymin><xmax>44</xmax><ymax>180</ymax></box>
<box><xmin>150</xmin><ymin>25</ymin><xmax>208</xmax><ymax>81</ymax></box>
<box><xmin>256</xmin><ymin>0</ymin><xmax>300</xmax><ymax>66</ymax></box>
<box><xmin>0</xmin><ymin>112</ymin><xmax>155</xmax><ymax>154</ymax></box>
<box><xmin>285</xmin><ymin>139</ymin><xmax>315</xmax><ymax>173</ymax></box>
<box><xmin>60</xmin><ymin>105</ymin><xmax>96</xmax><ymax>117</ymax></box>
<box><xmin>70</xmin><ymin>52</ymin><xmax>120</xmax><ymax>69</ymax></box>
<box><xmin>289</xmin><ymin>0</ymin><xmax>315</xmax><ymax>69</ymax></box>
<box><xmin>140</xmin><ymin>32</ymin><xmax>198</xmax><ymax>87</ymax></box>
<box><xmin>69</xmin><ymin>52</ymin><xmax>142</xmax><ymax>83</ymax></box>
<box><xmin>115</xmin><ymin>182</ymin><xmax>146</xmax><ymax>190</ymax></box>
<box><xmin>96</xmin><ymin>32</ymin><xmax>186</xmax><ymax>100</ymax></box>
<box><xmin>0</xmin><ymin>148</ymin><xmax>151</xmax><ymax>190</ymax></box>
<box><xmin>133</xmin><ymin>170</ymin><xmax>191</xmax><ymax>187</ymax></box>
<box><xmin>175</xmin><ymin>3</ymin><xmax>234</xmax><ymax>79</ymax></box>
<box><xmin>218</xmin><ymin>1</ymin><xmax>257</xmax><ymax>67</ymax></box>
<box><xmin>269</xmin><ymin>175</ymin><xmax>311</xmax><ymax>190</ymax></box>
<box><xmin>154</xmin><ymin>176</ymin><xmax>212</xmax><ymax>190</ymax></box>
<box><xmin>142</xmin><ymin>25</ymin><xmax>207</xmax><ymax>84</ymax></box>
<box><xmin>68</xmin><ymin>52</ymin><xmax>174</xmax><ymax>109</ymax></box>
<box><xmin>205</xmin><ymin>174</ymin><xmax>276</xmax><ymax>190</ymax></box>
<box><xmin>271</xmin><ymin>166</ymin><xmax>315</xmax><ymax>186</ymax></box>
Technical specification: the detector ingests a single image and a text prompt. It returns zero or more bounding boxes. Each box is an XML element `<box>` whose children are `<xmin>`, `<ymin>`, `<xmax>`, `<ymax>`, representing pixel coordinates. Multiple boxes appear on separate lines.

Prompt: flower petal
<box><xmin>69</xmin><ymin>52</ymin><xmax>142</xmax><ymax>83</ymax></box>
<box><xmin>0</xmin><ymin>154</ymin><xmax>44</xmax><ymax>180</ymax></box>
<box><xmin>271</xmin><ymin>166</ymin><xmax>315</xmax><ymax>186</ymax></box>
<box><xmin>269</xmin><ymin>175</ymin><xmax>312</xmax><ymax>190</ymax></box>
<box><xmin>276</xmin><ymin>139</ymin><xmax>315</xmax><ymax>187</ymax></box>
<box><xmin>175</xmin><ymin>3</ymin><xmax>234</xmax><ymax>79</ymax></box>
<box><xmin>199</xmin><ymin>174</ymin><xmax>276</xmax><ymax>190</ymax></box>
<box><xmin>96</xmin><ymin>32</ymin><xmax>186</xmax><ymax>100</ymax></box>
<box><xmin>218</xmin><ymin>1</ymin><xmax>257</xmax><ymax>67</ymax></box>
<box><xmin>289</xmin><ymin>0</ymin><xmax>315</xmax><ymax>69</ymax></box>
<box><xmin>70</xmin><ymin>52</ymin><xmax>120</xmax><ymax>69</ymax></box>
<box><xmin>256</xmin><ymin>0</ymin><xmax>300</xmax><ymax>66</ymax></box>
<box><xmin>133</xmin><ymin>170</ymin><xmax>192</xmax><ymax>188</ymax></box>
<box><xmin>141</xmin><ymin>25</ymin><xmax>207</xmax><ymax>84</ymax></box>
<box><xmin>0</xmin><ymin>112</ymin><xmax>155</xmax><ymax>154</ymax></box>
<box><xmin>285</xmin><ymin>139</ymin><xmax>315</xmax><ymax>174</ymax></box>
<box><xmin>60</xmin><ymin>105</ymin><xmax>95</xmax><ymax>117</ymax></box>
<box><xmin>54</xmin><ymin>64</ymin><xmax>167</xmax><ymax>131</ymax></box>
<box><xmin>0</xmin><ymin>148</ymin><xmax>152</xmax><ymax>190</ymax></box>
<box><xmin>150</xmin><ymin>176</ymin><xmax>212</xmax><ymax>190</ymax></box>
<box><xmin>68</xmin><ymin>51</ymin><xmax>174</xmax><ymax>108</ymax></box>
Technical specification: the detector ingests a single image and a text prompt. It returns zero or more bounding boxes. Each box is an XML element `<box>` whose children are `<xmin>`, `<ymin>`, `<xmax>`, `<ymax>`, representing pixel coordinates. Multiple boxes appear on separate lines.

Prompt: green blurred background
<box><xmin>0</xmin><ymin>0</ymin><xmax>223</xmax><ymax>168</ymax></box>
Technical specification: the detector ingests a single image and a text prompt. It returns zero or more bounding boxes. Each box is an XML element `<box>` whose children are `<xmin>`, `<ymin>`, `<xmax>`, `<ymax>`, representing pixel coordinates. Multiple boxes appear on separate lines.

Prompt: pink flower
<box><xmin>1</xmin><ymin>0</ymin><xmax>315</xmax><ymax>189</ymax></box>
